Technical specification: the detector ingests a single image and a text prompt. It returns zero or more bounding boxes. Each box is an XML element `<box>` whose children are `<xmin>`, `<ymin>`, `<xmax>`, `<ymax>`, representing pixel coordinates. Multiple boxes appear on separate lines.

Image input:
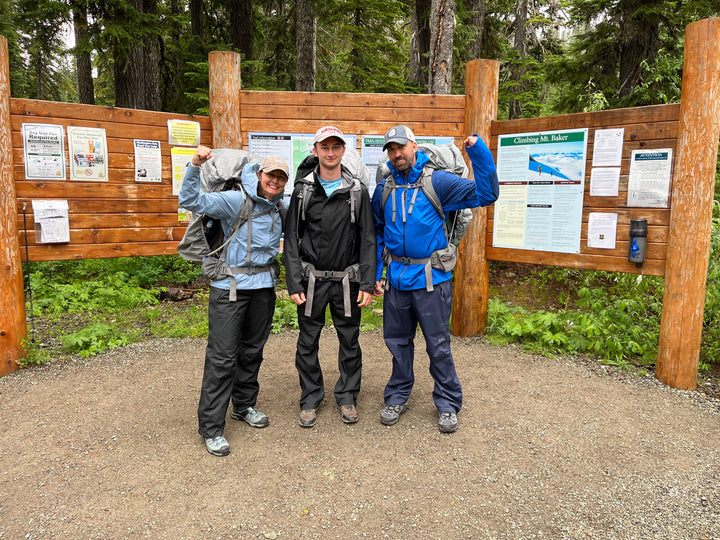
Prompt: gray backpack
<box><xmin>376</xmin><ymin>144</ymin><xmax>474</xmax><ymax>290</ymax></box>
<box><xmin>376</xmin><ymin>143</ymin><xmax>473</xmax><ymax>248</ymax></box>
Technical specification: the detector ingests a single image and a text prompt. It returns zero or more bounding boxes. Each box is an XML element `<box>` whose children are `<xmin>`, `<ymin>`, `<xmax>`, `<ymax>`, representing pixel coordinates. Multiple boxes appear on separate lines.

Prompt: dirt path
<box><xmin>1</xmin><ymin>331</ymin><xmax>719</xmax><ymax>539</ymax></box>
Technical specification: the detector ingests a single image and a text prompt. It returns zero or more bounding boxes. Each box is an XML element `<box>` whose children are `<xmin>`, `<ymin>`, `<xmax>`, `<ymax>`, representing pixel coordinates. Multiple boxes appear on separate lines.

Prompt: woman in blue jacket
<box><xmin>179</xmin><ymin>147</ymin><xmax>288</xmax><ymax>456</ymax></box>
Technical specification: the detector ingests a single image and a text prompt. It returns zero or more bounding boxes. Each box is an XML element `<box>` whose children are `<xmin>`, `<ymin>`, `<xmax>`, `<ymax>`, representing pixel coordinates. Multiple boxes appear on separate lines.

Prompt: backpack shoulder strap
<box><xmin>381</xmin><ymin>174</ymin><xmax>398</xmax><ymax>222</ymax></box>
<box><xmin>349</xmin><ymin>177</ymin><xmax>361</xmax><ymax>224</ymax></box>
<box><xmin>209</xmin><ymin>188</ymin><xmax>253</xmax><ymax>258</ymax></box>
<box><xmin>419</xmin><ymin>166</ymin><xmax>444</xmax><ymax>220</ymax></box>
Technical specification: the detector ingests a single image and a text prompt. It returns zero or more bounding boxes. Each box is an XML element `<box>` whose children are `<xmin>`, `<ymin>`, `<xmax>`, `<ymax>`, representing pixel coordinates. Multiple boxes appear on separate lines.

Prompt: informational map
<box><xmin>493</xmin><ymin>128</ymin><xmax>588</xmax><ymax>254</ymax></box>
<box><xmin>248</xmin><ymin>132</ymin><xmax>357</xmax><ymax>194</ymax></box>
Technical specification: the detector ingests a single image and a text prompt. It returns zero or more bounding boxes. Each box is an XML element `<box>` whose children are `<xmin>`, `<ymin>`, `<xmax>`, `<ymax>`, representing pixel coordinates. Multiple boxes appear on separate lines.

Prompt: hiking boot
<box><xmin>299</xmin><ymin>409</ymin><xmax>317</xmax><ymax>428</ymax></box>
<box><xmin>231</xmin><ymin>406</ymin><xmax>269</xmax><ymax>428</ymax></box>
<box><xmin>340</xmin><ymin>404</ymin><xmax>359</xmax><ymax>424</ymax></box>
<box><xmin>205</xmin><ymin>435</ymin><xmax>230</xmax><ymax>456</ymax></box>
<box><xmin>438</xmin><ymin>411</ymin><xmax>458</xmax><ymax>433</ymax></box>
<box><xmin>380</xmin><ymin>403</ymin><xmax>408</xmax><ymax>426</ymax></box>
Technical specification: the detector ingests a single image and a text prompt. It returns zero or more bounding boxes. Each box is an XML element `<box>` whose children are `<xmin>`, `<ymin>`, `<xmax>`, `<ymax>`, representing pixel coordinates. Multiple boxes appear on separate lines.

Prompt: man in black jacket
<box><xmin>283</xmin><ymin>126</ymin><xmax>376</xmax><ymax>428</ymax></box>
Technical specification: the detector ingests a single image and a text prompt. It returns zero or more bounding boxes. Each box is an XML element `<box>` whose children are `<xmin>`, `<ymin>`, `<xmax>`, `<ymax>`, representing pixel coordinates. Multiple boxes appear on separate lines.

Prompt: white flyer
<box><xmin>589</xmin><ymin>167</ymin><xmax>620</xmax><ymax>197</ymax></box>
<box><xmin>592</xmin><ymin>128</ymin><xmax>624</xmax><ymax>167</ymax></box>
<box><xmin>134</xmin><ymin>139</ymin><xmax>163</xmax><ymax>182</ymax></box>
<box><xmin>626</xmin><ymin>149</ymin><xmax>673</xmax><ymax>208</ymax></box>
<box><xmin>587</xmin><ymin>212</ymin><xmax>617</xmax><ymax>249</ymax></box>
<box><xmin>31</xmin><ymin>199</ymin><xmax>70</xmax><ymax>243</ymax></box>
<box><xmin>22</xmin><ymin>123</ymin><xmax>66</xmax><ymax>180</ymax></box>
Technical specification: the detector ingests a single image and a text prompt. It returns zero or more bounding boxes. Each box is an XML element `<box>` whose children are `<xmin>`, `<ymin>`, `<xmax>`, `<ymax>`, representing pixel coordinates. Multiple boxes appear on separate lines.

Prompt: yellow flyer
<box><xmin>168</xmin><ymin>119</ymin><xmax>201</xmax><ymax>146</ymax></box>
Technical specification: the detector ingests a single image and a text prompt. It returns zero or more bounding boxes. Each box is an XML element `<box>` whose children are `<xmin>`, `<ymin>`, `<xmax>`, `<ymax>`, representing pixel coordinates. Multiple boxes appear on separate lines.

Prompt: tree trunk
<box><xmin>143</xmin><ymin>0</ymin><xmax>160</xmax><ymax>110</ymax></box>
<box><xmin>190</xmin><ymin>0</ymin><xmax>204</xmax><ymax>37</ymax></box>
<box><xmin>73</xmin><ymin>2</ymin><xmax>95</xmax><ymax>105</ymax></box>
<box><xmin>468</xmin><ymin>0</ymin><xmax>486</xmax><ymax>60</ymax></box>
<box><xmin>508</xmin><ymin>0</ymin><xmax>527</xmax><ymax>119</ymax></box>
<box><xmin>428</xmin><ymin>0</ymin><xmax>455</xmax><ymax>94</ymax></box>
<box><xmin>411</xmin><ymin>0</ymin><xmax>431</xmax><ymax>90</ymax></box>
<box><xmin>295</xmin><ymin>0</ymin><xmax>316</xmax><ymax>91</ymax></box>
<box><xmin>230</xmin><ymin>0</ymin><xmax>253</xmax><ymax>60</ymax></box>
<box><xmin>617</xmin><ymin>0</ymin><xmax>661</xmax><ymax>97</ymax></box>
<box><xmin>115</xmin><ymin>0</ymin><xmax>145</xmax><ymax>109</ymax></box>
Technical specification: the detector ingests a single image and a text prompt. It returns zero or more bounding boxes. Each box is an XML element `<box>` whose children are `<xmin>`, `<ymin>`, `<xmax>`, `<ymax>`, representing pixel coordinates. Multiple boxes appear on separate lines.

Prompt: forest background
<box><xmin>2</xmin><ymin>0</ymin><xmax>719</xmax><ymax>382</ymax></box>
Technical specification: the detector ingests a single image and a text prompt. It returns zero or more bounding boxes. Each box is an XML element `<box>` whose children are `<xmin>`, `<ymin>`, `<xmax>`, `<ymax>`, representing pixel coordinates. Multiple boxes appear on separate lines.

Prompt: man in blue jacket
<box><xmin>371</xmin><ymin>125</ymin><xmax>499</xmax><ymax>433</ymax></box>
<box><xmin>179</xmin><ymin>146</ymin><xmax>288</xmax><ymax>456</ymax></box>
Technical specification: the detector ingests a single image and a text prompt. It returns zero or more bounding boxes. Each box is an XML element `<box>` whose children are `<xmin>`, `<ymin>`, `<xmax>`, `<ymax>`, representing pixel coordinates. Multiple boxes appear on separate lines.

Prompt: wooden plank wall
<box><xmin>487</xmin><ymin>104</ymin><xmax>679</xmax><ymax>277</ymax></box>
<box><xmin>11</xmin><ymin>99</ymin><xmax>212</xmax><ymax>262</ymax></box>
<box><xmin>238</xmin><ymin>90</ymin><xmax>467</xmax><ymax>148</ymax></box>
<box><xmin>11</xmin><ymin>90</ymin><xmax>677</xmax><ymax>279</ymax></box>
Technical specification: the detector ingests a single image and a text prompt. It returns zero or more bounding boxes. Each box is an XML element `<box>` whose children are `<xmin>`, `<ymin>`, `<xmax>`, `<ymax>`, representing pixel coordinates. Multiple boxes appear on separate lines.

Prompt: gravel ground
<box><xmin>1</xmin><ymin>330</ymin><xmax>719</xmax><ymax>539</ymax></box>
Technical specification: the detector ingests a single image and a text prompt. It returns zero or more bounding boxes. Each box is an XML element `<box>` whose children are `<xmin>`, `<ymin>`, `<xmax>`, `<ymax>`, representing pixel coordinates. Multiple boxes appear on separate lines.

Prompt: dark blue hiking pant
<box><xmin>383</xmin><ymin>279</ymin><xmax>462</xmax><ymax>413</ymax></box>
<box><xmin>198</xmin><ymin>286</ymin><xmax>275</xmax><ymax>439</ymax></box>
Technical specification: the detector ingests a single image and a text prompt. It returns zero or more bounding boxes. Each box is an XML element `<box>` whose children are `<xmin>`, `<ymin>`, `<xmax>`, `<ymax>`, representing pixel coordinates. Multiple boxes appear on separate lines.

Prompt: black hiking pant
<box><xmin>198</xmin><ymin>286</ymin><xmax>275</xmax><ymax>439</ymax></box>
<box><xmin>295</xmin><ymin>279</ymin><xmax>362</xmax><ymax>410</ymax></box>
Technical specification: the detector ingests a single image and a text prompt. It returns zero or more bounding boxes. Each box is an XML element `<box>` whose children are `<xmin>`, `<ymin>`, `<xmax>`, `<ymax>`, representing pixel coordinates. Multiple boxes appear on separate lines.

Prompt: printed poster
<box><xmin>134</xmin><ymin>140</ymin><xmax>163</xmax><ymax>183</ymax></box>
<box><xmin>22</xmin><ymin>123</ymin><xmax>66</xmax><ymax>180</ymax></box>
<box><xmin>493</xmin><ymin>128</ymin><xmax>589</xmax><ymax>254</ymax></box>
<box><xmin>67</xmin><ymin>126</ymin><xmax>108</xmax><ymax>181</ymax></box>
<box><xmin>248</xmin><ymin>132</ymin><xmax>357</xmax><ymax>195</ymax></box>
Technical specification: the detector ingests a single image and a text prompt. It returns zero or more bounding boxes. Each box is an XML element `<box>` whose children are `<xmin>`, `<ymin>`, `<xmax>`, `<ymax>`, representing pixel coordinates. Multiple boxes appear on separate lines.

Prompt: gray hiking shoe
<box><xmin>340</xmin><ymin>404</ymin><xmax>359</xmax><ymax>424</ymax></box>
<box><xmin>380</xmin><ymin>403</ymin><xmax>408</xmax><ymax>426</ymax></box>
<box><xmin>438</xmin><ymin>411</ymin><xmax>458</xmax><ymax>433</ymax></box>
<box><xmin>299</xmin><ymin>409</ymin><xmax>317</xmax><ymax>428</ymax></box>
<box><xmin>205</xmin><ymin>435</ymin><xmax>230</xmax><ymax>456</ymax></box>
<box><xmin>231</xmin><ymin>406</ymin><xmax>269</xmax><ymax>428</ymax></box>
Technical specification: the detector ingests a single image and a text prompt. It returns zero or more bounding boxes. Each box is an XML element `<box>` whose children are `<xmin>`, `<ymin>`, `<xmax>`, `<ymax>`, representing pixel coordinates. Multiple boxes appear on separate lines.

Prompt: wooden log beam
<box><xmin>0</xmin><ymin>36</ymin><xmax>26</xmax><ymax>375</ymax></box>
<box><xmin>451</xmin><ymin>59</ymin><xmax>499</xmax><ymax>337</ymax></box>
<box><xmin>209</xmin><ymin>51</ymin><xmax>243</xmax><ymax>149</ymax></box>
<box><xmin>657</xmin><ymin>18</ymin><xmax>720</xmax><ymax>390</ymax></box>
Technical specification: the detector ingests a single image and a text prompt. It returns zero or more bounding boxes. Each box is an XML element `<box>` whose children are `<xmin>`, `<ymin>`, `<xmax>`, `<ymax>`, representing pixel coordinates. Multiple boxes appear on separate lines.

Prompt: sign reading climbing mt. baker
<box><xmin>493</xmin><ymin>128</ymin><xmax>588</xmax><ymax>254</ymax></box>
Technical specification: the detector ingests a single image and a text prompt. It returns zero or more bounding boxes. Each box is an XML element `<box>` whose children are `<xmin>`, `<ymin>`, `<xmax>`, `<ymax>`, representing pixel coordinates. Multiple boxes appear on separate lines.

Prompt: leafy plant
<box><xmin>61</xmin><ymin>323</ymin><xmax>129</xmax><ymax>358</ymax></box>
<box><xmin>486</xmin><ymin>267</ymin><xmax>665</xmax><ymax>368</ymax></box>
<box><xmin>272</xmin><ymin>297</ymin><xmax>299</xmax><ymax>334</ymax></box>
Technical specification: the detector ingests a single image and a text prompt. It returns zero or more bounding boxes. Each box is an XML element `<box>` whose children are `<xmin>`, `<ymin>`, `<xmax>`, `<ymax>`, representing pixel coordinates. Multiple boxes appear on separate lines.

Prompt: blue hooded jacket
<box><xmin>178</xmin><ymin>162</ymin><xmax>285</xmax><ymax>290</ymax></box>
<box><xmin>371</xmin><ymin>136</ymin><xmax>499</xmax><ymax>291</ymax></box>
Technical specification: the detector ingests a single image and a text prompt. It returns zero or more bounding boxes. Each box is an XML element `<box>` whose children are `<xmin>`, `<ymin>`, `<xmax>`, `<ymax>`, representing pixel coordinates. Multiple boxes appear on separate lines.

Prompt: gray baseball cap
<box><xmin>383</xmin><ymin>125</ymin><xmax>416</xmax><ymax>150</ymax></box>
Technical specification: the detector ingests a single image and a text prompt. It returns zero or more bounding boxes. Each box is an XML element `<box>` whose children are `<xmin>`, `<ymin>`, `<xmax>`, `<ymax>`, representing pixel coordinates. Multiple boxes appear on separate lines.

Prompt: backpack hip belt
<box><xmin>210</xmin><ymin>263</ymin><xmax>278</xmax><ymax>302</ymax></box>
<box><xmin>301</xmin><ymin>262</ymin><xmax>360</xmax><ymax>318</ymax></box>
<box><xmin>383</xmin><ymin>244</ymin><xmax>457</xmax><ymax>293</ymax></box>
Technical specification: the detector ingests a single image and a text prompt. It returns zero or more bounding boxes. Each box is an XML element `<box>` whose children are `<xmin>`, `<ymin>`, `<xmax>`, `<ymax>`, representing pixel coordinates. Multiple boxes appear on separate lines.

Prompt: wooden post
<box><xmin>0</xmin><ymin>36</ymin><xmax>27</xmax><ymax>376</ymax></box>
<box><xmin>209</xmin><ymin>51</ymin><xmax>243</xmax><ymax>149</ymax></box>
<box><xmin>451</xmin><ymin>59</ymin><xmax>500</xmax><ymax>336</ymax></box>
<box><xmin>656</xmin><ymin>18</ymin><xmax>720</xmax><ymax>390</ymax></box>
